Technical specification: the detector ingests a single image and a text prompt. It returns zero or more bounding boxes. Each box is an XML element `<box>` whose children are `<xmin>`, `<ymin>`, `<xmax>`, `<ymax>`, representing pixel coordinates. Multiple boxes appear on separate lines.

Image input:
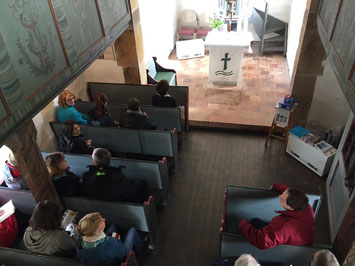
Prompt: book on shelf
<box><xmin>0</xmin><ymin>200</ymin><xmax>15</xmax><ymax>223</ymax></box>
<box><xmin>301</xmin><ymin>133</ymin><xmax>322</xmax><ymax>145</ymax></box>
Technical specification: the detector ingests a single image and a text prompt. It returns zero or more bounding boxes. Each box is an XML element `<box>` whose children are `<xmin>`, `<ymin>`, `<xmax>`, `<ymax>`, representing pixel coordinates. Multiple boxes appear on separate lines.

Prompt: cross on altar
<box><xmin>205</xmin><ymin>31</ymin><xmax>252</xmax><ymax>85</ymax></box>
<box><xmin>221</xmin><ymin>53</ymin><xmax>231</xmax><ymax>70</ymax></box>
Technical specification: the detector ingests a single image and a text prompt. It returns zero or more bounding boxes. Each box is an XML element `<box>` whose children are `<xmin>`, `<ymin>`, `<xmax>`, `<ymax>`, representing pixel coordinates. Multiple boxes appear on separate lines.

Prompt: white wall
<box><xmin>177</xmin><ymin>0</ymin><xmax>217</xmax><ymax>28</ymax></box>
<box><xmin>251</xmin><ymin>0</ymin><xmax>292</xmax><ymax>23</ymax></box>
<box><xmin>33</xmin><ymin>59</ymin><xmax>125</xmax><ymax>151</ymax></box>
<box><xmin>286</xmin><ymin>0</ymin><xmax>307</xmax><ymax>77</ymax></box>
<box><xmin>307</xmin><ymin>59</ymin><xmax>351</xmax><ymax>130</ymax></box>
<box><xmin>139</xmin><ymin>0</ymin><xmax>178</xmax><ymax>62</ymax></box>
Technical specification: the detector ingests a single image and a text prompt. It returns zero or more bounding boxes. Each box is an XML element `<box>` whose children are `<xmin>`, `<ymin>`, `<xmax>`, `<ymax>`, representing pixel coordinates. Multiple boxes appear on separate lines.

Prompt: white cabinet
<box><xmin>286</xmin><ymin>134</ymin><xmax>336</xmax><ymax>176</ymax></box>
<box><xmin>176</xmin><ymin>39</ymin><xmax>205</xmax><ymax>60</ymax></box>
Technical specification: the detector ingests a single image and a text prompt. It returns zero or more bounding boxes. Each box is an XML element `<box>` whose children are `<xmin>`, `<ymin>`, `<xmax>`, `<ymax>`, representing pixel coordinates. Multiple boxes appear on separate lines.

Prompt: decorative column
<box><xmin>114</xmin><ymin>0</ymin><xmax>146</xmax><ymax>84</ymax></box>
<box><xmin>5</xmin><ymin>120</ymin><xmax>61</xmax><ymax>207</ymax></box>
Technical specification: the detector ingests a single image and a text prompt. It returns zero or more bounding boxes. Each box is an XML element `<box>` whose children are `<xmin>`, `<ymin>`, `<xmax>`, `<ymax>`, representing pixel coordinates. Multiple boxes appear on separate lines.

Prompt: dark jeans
<box><xmin>250</xmin><ymin>218</ymin><xmax>268</xmax><ymax>229</ymax></box>
<box><xmin>105</xmin><ymin>225</ymin><xmax>144</xmax><ymax>252</ymax></box>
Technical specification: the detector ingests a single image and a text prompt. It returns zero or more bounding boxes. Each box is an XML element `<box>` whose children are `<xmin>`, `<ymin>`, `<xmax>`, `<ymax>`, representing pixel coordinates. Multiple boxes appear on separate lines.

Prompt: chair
<box><xmin>146</xmin><ymin>57</ymin><xmax>177</xmax><ymax>86</ymax></box>
<box><xmin>177</xmin><ymin>9</ymin><xmax>198</xmax><ymax>41</ymax></box>
<box><xmin>196</xmin><ymin>11</ymin><xmax>212</xmax><ymax>40</ymax></box>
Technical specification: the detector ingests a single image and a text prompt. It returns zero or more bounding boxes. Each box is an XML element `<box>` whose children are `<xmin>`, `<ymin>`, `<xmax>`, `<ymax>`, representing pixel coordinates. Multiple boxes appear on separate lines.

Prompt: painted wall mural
<box><xmin>97</xmin><ymin>0</ymin><xmax>129</xmax><ymax>34</ymax></box>
<box><xmin>0</xmin><ymin>0</ymin><xmax>67</xmax><ymax>98</ymax></box>
<box><xmin>0</xmin><ymin>0</ymin><xmax>130</xmax><ymax>145</ymax></box>
<box><xmin>51</xmin><ymin>0</ymin><xmax>103</xmax><ymax>64</ymax></box>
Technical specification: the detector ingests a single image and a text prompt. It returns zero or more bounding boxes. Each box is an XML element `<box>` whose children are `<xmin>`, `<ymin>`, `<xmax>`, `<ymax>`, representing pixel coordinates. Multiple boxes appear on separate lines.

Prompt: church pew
<box><xmin>41</xmin><ymin>152</ymin><xmax>170</xmax><ymax>205</ymax></box>
<box><xmin>0</xmin><ymin>246</ymin><xmax>137</xmax><ymax>266</ymax></box>
<box><xmin>62</xmin><ymin>195</ymin><xmax>157</xmax><ymax>249</ymax></box>
<box><xmin>75</xmin><ymin>101</ymin><xmax>185</xmax><ymax>133</ymax></box>
<box><xmin>220</xmin><ymin>185</ymin><xmax>326</xmax><ymax>264</ymax></box>
<box><xmin>49</xmin><ymin>121</ymin><xmax>179</xmax><ymax>171</ymax></box>
<box><xmin>0</xmin><ymin>187</ymin><xmax>158</xmax><ymax>249</ymax></box>
<box><xmin>86</xmin><ymin>82</ymin><xmax>189</xmax><ymax>131</ymax></box>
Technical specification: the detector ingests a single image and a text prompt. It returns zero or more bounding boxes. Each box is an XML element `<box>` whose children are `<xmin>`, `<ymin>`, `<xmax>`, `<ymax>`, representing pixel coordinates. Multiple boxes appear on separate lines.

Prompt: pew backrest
<box><xmin>0</xmin><ymin>246</ymin><xmax>82</xmax><ymax>266</ymax></box>
<box><xmin>62</xmin><ymin>195</ymin><xmax>157</xmax><ymax>249</ymax></box>
<box><xmin>41</xmin><ymin>152</ymin><xmax>169</xmax><ymax>205</ymax></box>
<box><xmin>0</xmin><ymin>187</ymin><xmax>157</xmax><ymax>249</ymax></box>
<box><xmin>75</xmin><ymin>101</ymin><xmax>184</xmax><ymax>132</ymax></box>
<box><xmin>49</xmin><ymin>122</ymin><xmax>179</xmax><ymax>171</ymax></box>
<box><xmin>223</xmin><ymin>185</ymin><xmax>322</xmax><ymax>234</ymax></box>
<box><xmin>0</xmin><ymin>247</ymin><xmax>137</xmax><ymax>266</ymax></box>
<box><xmin>220</xmin><ymin>233</ymin><xmax>329</xmax><ymax>264</ymax></box>
<box><xmin>86</xmin><ymin>82</ymin><xmax>189</xmax><ymax>130</ymax></box>
<box><xmin>0</xmin><ymin>187</ymin><xmax>36</xmax><ymax>215</ymax></box>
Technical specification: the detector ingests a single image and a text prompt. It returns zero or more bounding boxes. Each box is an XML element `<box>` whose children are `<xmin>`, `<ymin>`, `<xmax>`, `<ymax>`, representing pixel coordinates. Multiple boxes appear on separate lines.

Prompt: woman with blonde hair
<box><xmin>2</xmin><ymin>150</ymin><xmax>29</xmax><ymax>190</ymax></box>
<box><xmin>45</xmin><ymin>152</ymin><xmax>82</xmax><ymax>196</ymax></box>
<box><xmin>76</xmin><ymin>212</ymin><xmax>144</xmax><ymax>266</ymax></box>
<box><xmin>57</xmin><ymin>90</ymin><xmax>87</xmax><ymax>124</ymax></box>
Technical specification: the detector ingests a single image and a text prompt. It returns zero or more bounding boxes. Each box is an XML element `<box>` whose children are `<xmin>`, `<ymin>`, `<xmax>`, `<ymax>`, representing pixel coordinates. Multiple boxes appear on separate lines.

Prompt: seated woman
<box><xmin>152</xmin><ymin>79</ymin><xmax>177</xmax><ymax>107</ymax></box>
<box><xmin>58</xmin><ymin>120</ymin><xmax>94</xmax><ymax>155</ymax></box>
<box><xmin>76</xmin><ymin>212</ymin><xmax>144</xmax><ymax>266</ymax></box>
<box><xmin>45</xmin><ymin>152</ymin><xmax>82</xmax><ymax>196</ymax></box>
<box><xmin>0</xmin><ymin>209</ymin><xmax>18</xmax><ymax>247</ymax></box>
<box><xmin>2</xmin><ymin>150</ymin><xmax>29</xmax><ymax>190</ymax></box>
<box><xmin>57</xmin><ymin>90</ymin><xmax>87</xmax><ymax>125</ymax></box>
<box><xmin>23</xmin><ymin>200</ymin><xmax>77</xmax><ymax>257</ymax></box>
<box><xmin>87</xmin><ymin>93</ymin><xmax>118</xmax><ymax>127</ymax></box>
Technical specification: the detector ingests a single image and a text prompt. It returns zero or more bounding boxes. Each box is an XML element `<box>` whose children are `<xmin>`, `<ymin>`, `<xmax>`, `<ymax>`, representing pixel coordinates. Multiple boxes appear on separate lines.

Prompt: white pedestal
<box><xmin>176</xmin><ymin>39</ymin><xmax>205</xmax><ymax>60</ymax></box>
<box><xmin>286</xmin><ymin>134</ymin><xmax>336</xmax><ymax>176</ymax></box>
<box><xmin>205</xmin><ymin>31</ymin><xmax>252</xmax><ymax>85</ymax></box>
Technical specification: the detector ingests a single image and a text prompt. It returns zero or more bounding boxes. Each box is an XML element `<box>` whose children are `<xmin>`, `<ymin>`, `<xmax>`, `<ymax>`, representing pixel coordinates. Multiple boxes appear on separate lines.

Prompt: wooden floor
<box><xmin>138</xmin><ymin>128</ymin><xmax>330</xmax><ymax>266</ymax></box>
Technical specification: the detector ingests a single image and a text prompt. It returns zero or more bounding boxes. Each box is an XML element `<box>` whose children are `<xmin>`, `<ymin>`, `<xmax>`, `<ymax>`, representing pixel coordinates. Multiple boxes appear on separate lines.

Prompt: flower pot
<box><xmin>211</xmin><ymin>28</ymin><xmax>218</xmax><ymax>33</ymax></box>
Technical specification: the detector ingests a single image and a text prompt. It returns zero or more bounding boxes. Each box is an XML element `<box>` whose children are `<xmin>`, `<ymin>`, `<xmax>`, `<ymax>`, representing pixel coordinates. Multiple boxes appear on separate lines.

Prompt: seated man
<box><xmin>238</xmin><ymin>183</ymin><xmax>314</xmax><ymax>250</ymax></box>
<box><xmin>119</xmin><ymin>98</ymin><xmax>157</xmax><ymax>130</ymax></box>
<box><xmin>83</xmin><ymin>148</ymin><xmax>148</xmax><ymax>203</ymax></box>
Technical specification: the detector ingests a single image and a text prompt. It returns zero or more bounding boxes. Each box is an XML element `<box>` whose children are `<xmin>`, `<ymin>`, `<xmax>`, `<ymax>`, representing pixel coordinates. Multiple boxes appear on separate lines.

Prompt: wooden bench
<box><xmin>0</xmin><ymin>187</ymin><xmax>158</xmax><ymax>249</ymax></box>
<box><xmin>41</xmin><ymin>152</ymin><xmax>170</xmax><ymax>205</ymax></box>
<box><xmin>86</xmin><ymin>82</ymin><xmax>189</xmax><ymax>130</ymax></box>
<box><xmin>220</xmin><ymin>185</ymin><xmax>327</xmax><ymax>265</ymax></box>
<box><xmin>75</xmin><ymin>101</ymin><xmax>185</xmax><ymax>133</ymax></box>
<box><xmin>0</xmin><ymin>246</ymin><xmax>137</xmax><ymax>266</ymax></box>
<box><xmin>146</xmin><ymin>56</ymin><xmax>177</xmax><ymax>86</ymax></box>
<box><xmin>49</xmin><ymin>122</ymin><xmax>179</xmax><ymax>172</ymax></box>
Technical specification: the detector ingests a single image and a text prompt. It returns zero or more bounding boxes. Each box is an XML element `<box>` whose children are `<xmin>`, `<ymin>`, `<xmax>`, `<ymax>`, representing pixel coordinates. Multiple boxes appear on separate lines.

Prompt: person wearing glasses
<box><xmin>57</xmin><ymin>90</ymin><xmax>87</xmax><ymax>125</ymax></box>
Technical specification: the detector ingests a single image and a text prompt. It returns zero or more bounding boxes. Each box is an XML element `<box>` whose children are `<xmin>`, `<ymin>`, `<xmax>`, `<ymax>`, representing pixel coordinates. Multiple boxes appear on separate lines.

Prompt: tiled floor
<box><xmin>166</xmin><ymin>43</ymin><xmax>290</xmax><ymax>129</ymax></box>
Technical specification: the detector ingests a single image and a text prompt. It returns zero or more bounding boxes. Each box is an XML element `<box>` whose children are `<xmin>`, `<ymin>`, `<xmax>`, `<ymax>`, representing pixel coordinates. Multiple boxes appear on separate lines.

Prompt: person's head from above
<box><xmin>58</xmin><ymin>90</ymin><xmax>76</xmax><ymax>108</ymax></box>
<box><xmin>156</xmin><ymin>79</ymin><xmax>170</xmax><ymax>97</ymax></box>
<box><xmin>127</xmin><ymin>98</ymin><xmax>141</xmax><ymax>112</ymax></box>
<box><xmin>29</xmin><ymin>200</ymin><xmax>62</xmax><ymax>231</ymax></box>
<box><xmin>8</xmin><ymin>150</ymin><xmax>19</xmax><ymax>167</ymax></box>
<box><xmin>311</xmin><ymin>250</ymin><xmax>340</xmax><ymax>266</ymax></box>
<box><xmin>279</xmin><ymin>187</ymin><xmax>309</xmax><ymax>211</ymax></box>
<box><xmin>77</xmin><ymin>212</ymin><xmax>106</xmax><ymax>237</ymax></box>
<box><xmin>92</xmin><ymin>148</ymin><xmax>111</xmax><ymax>167</ymax></box>
<box><xmin>45</xmin><ymin>152</ymin><xmax>68</xmax><ymax>176</ymax></box>
<box><xmin>62</xmin><ymin>120</ymin><xmax>80</xmax><ymax>138</ymax></box>
<box><xmin>93</xmin><ymin>93</ymin><xmax>109</xmax><ymax>118</ymax></box>
<box><xmin>235</xmin><ymin>254</ymin><xmax>260</xmax><ymax>266</ymax></box>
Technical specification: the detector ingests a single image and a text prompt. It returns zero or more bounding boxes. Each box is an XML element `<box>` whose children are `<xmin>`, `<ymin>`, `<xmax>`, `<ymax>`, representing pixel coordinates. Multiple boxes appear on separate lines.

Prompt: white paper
<box><xmin>0</xmin><ymin>200</ymin><xmax>15</xmax><ymax>223</ymax></box>
<box><xmin>275</xmin><ymin>108</ymin><xmax>290</xmax><ymax>127</ymax></box>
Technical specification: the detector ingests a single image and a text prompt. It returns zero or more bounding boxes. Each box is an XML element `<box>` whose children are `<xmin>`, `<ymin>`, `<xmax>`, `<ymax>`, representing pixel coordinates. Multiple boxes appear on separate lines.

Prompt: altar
<box><xmin>205</xmin><ymin>31</ymin><xmax>252</xmax><ymax>85</ymax></box>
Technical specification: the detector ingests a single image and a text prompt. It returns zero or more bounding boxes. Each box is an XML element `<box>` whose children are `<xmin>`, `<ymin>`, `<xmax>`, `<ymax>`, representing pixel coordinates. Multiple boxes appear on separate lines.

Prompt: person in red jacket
<box><xmin>0</xmin><ymin>210</ymin><xmax>18</xmax><ymax>247</ymax></box>
<box><xmin>238</xmin><ymin>183</ymin><xmax>314</xmax><ymax>250</ymax></box>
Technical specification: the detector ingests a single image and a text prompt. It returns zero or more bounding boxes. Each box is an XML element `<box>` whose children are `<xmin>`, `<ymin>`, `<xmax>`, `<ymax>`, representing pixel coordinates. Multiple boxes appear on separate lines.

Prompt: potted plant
<box><xmin>209</xmin><ymin>16</ymin><xmax>225</xmax><ymax>31</ymax></box>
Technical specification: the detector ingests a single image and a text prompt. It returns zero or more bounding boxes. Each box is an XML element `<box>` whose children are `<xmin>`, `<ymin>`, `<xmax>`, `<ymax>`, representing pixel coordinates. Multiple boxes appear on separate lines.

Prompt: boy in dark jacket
<box><xmin>82</xmin><ymin>148</ymin><xmax>148</xmax><ymax>203</ymax></box>
<box><xmin>119</xmin><ymin>98</ymin><xmax>157</xmax><ymax>130</ymax></box>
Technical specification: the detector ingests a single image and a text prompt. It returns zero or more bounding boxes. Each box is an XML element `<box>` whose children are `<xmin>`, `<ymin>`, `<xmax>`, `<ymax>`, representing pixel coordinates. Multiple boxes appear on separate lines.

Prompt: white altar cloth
<box><xmin>205</xmin><ymin>31</ymin><xmax>252</xmax><ymax>85</ymax></box>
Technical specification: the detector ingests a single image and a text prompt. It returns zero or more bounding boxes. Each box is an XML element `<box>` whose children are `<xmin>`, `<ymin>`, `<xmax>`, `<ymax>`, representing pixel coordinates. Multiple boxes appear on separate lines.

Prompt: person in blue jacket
<box><xmin>76</xmin><ymin>212</ymin><xmax>144</xmax><ymax>266</ymax></box>
<box><xmin>57</xmin><ymin>90</ymin><xmax>87</xmax><ymax>125</ymax></box>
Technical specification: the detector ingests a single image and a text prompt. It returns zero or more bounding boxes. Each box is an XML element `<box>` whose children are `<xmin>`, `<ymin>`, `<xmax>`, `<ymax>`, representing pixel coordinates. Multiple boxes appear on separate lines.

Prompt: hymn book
<box><xmin>0</xmin><ymin>200</ymin><xmax>15</xmax><ymax>223</ymax></box>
